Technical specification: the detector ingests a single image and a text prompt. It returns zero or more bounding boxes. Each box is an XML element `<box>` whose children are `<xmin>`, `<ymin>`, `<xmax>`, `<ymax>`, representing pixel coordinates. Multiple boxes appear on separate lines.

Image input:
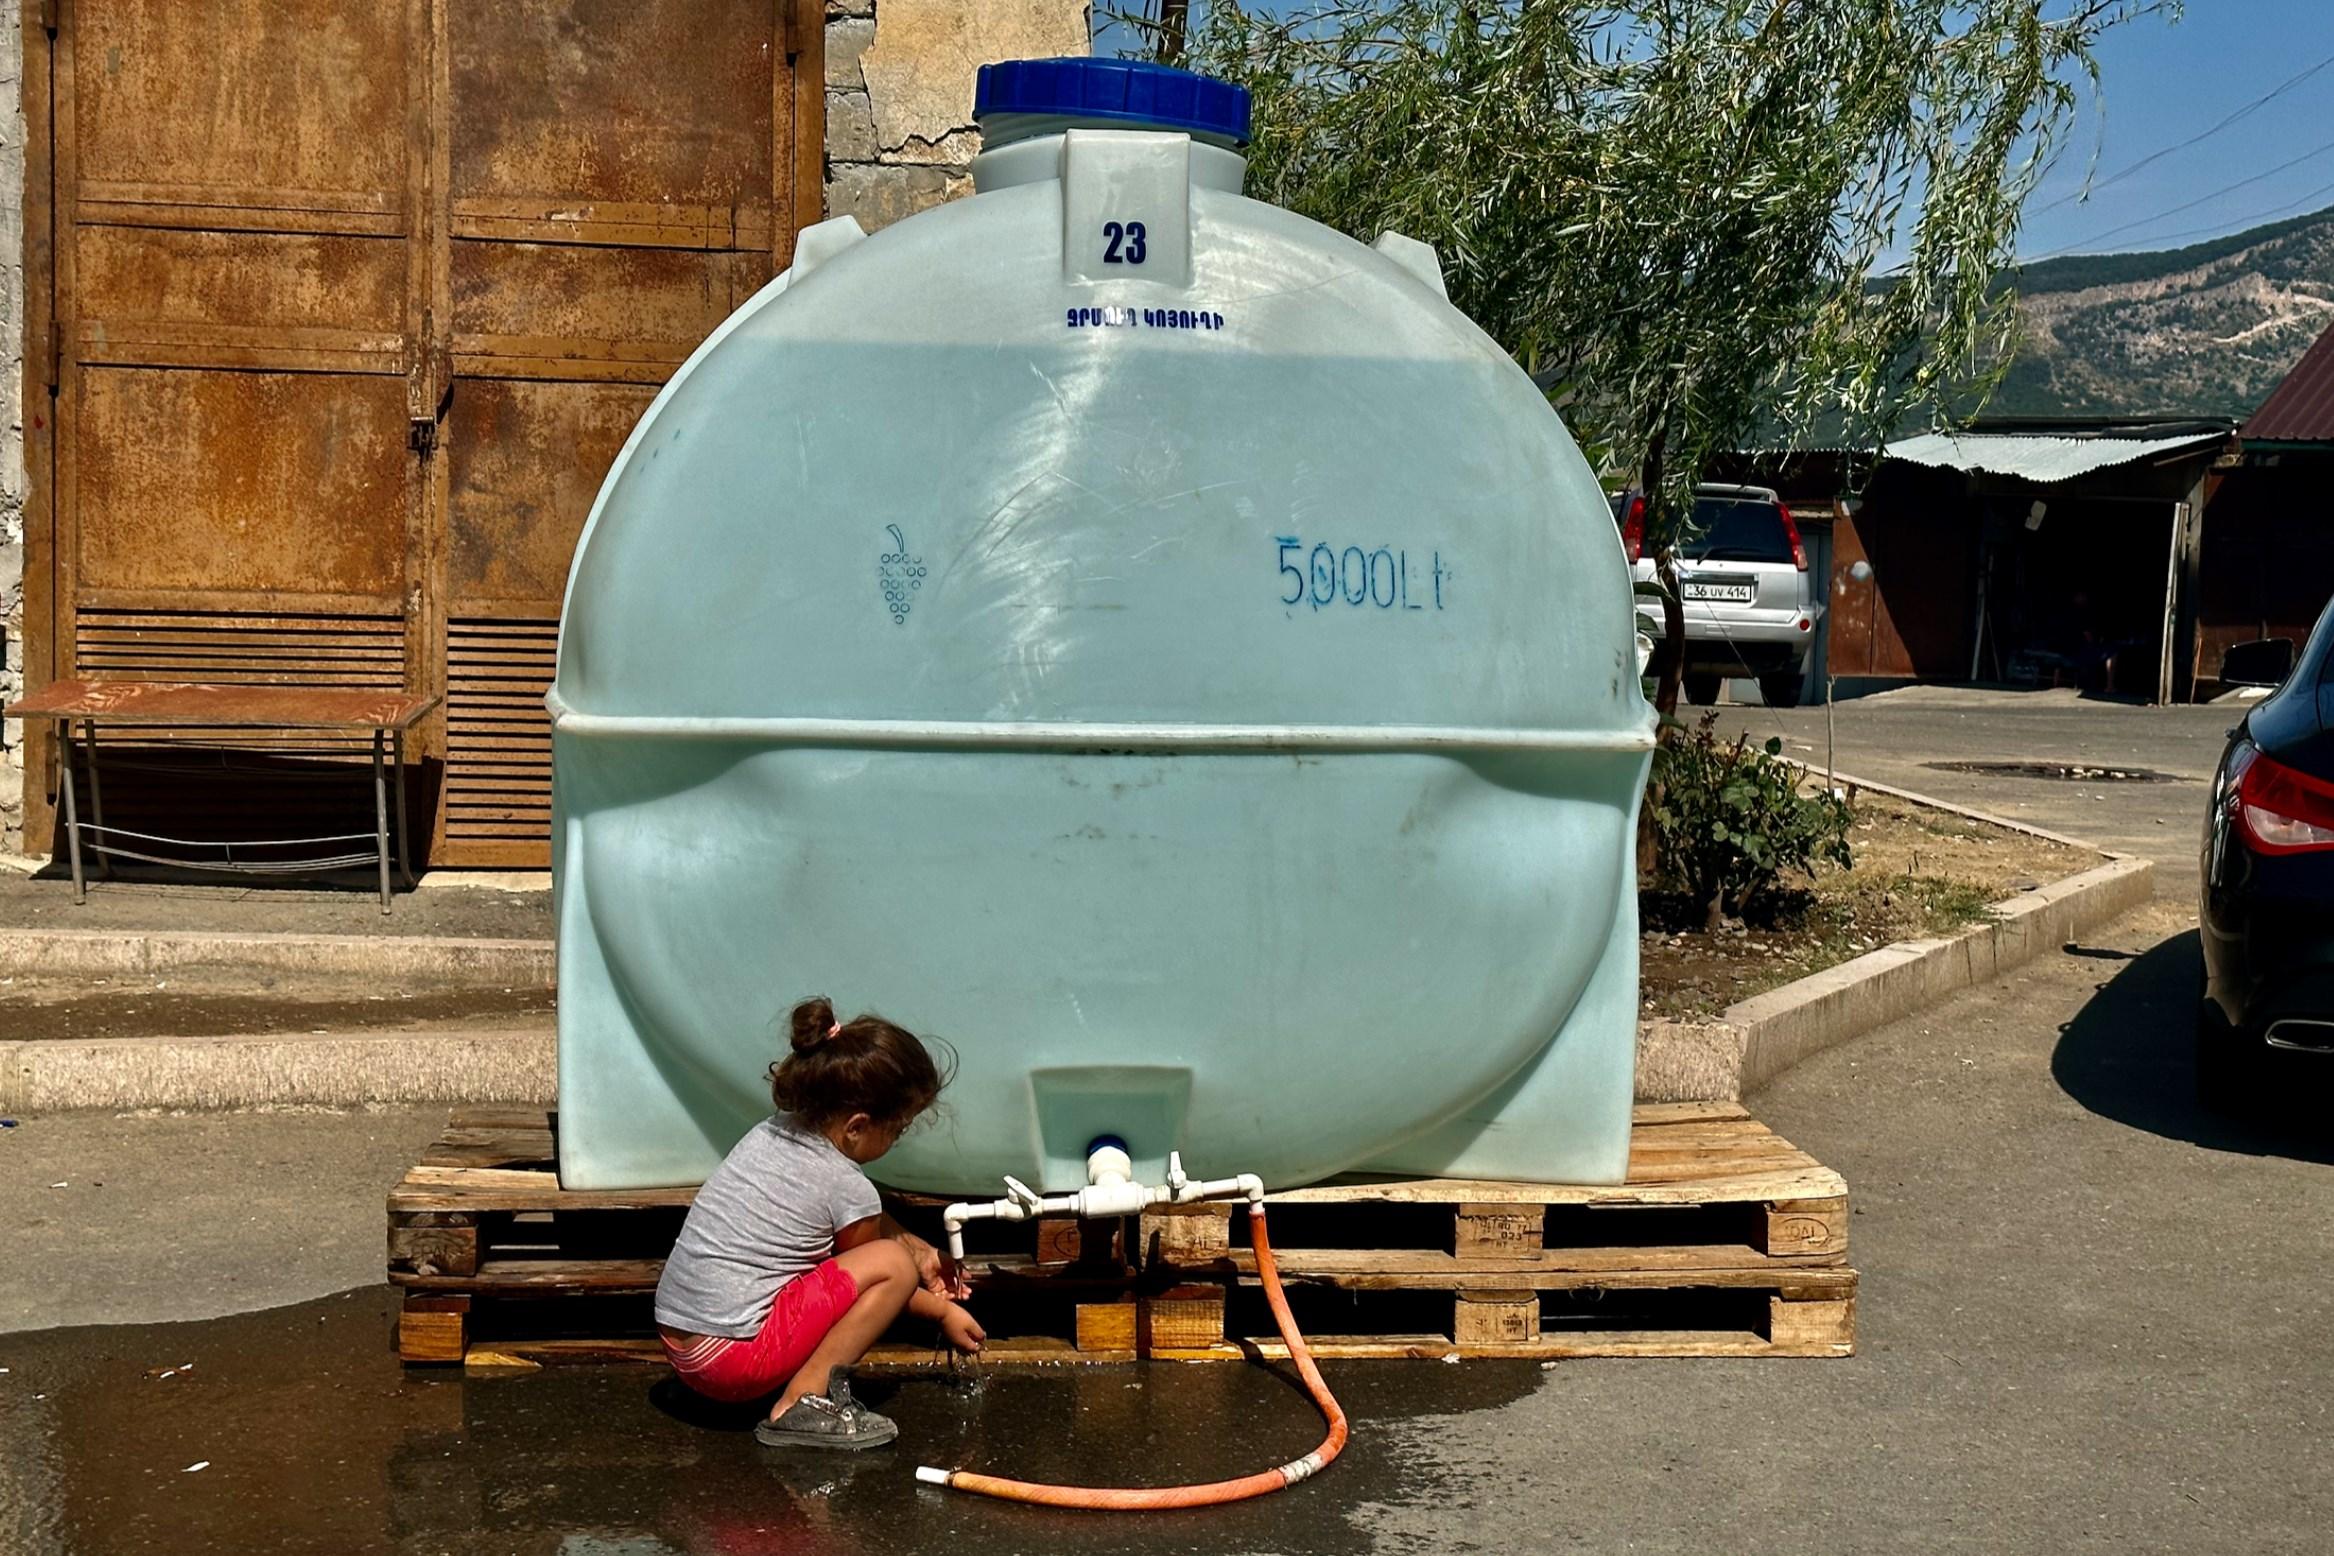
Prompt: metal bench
<box><xmin>4</xmin><ymin>680</ymin><xmax>440</xmax><ymax>913</ymax></box>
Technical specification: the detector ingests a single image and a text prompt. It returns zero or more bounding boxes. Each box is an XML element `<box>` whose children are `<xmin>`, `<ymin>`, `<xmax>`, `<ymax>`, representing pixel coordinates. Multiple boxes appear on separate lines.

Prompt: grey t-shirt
<box><xmin>655</xmin><ymin>1113</ymin><xmax>883</xmax><ymax>1338</ymax></box>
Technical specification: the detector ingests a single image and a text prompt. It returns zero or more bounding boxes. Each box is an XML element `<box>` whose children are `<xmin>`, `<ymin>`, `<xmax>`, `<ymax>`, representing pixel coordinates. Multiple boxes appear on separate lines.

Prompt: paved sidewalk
<box><xmin>0</xmin><ymin>867</ymin><xmax>550</xmax><ymax>939</ymax></box>
<box><xmin>0</xmin><ymin>1108</ymin><xmax>446</xmax><ymax>1333</ymax></box>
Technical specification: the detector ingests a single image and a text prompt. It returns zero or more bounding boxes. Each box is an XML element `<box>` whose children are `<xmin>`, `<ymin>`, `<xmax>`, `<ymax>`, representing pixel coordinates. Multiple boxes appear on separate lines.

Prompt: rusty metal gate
<box><xmin>20</xmin><ymin>0</ymin><xmax>824</xmax><ymax>865</ymax></box>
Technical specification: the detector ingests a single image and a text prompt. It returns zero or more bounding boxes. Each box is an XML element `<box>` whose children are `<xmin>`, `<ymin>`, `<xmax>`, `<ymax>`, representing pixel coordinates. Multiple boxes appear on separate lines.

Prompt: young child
<box><xmin>655</xmin><ymin>996</ymin><xmax>984</xmax><ymax>1450</ymax></box>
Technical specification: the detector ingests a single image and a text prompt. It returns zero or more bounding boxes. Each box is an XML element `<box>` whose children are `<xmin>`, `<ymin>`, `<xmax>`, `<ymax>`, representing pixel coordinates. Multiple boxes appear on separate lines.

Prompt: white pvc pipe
<box><xmin>938</xmin><ymin>1150</ymin><xmax>1266</xmax><ymax>1260</ymax></box>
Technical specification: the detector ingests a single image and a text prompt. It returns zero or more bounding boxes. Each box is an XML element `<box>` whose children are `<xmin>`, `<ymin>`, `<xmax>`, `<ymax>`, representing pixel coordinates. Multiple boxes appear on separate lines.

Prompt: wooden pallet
<box><xmin>388</xmin><ymin>1101</ymin><xmax>1855</xmax><ymax>1367</ymax></box>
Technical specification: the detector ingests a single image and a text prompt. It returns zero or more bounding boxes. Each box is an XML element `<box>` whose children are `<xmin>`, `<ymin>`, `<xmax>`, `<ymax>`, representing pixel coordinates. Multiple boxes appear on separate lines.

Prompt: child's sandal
<box><xmin>754</xmin><ymin>1374</ymin><xmax>899</xmax><ymax>1451</ymax></box>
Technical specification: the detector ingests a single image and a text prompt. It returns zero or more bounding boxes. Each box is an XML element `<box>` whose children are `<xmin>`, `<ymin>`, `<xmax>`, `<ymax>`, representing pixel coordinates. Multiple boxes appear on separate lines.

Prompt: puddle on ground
<box><xmin>1921</xmin><ymin>759</ymin><xmax>2182</xmax><ymax>784</ymax></box>
<box><xmin>0</xmin><ymin>1288</ymin><xmax>1543</xmax><ymax>1555</ymax></box>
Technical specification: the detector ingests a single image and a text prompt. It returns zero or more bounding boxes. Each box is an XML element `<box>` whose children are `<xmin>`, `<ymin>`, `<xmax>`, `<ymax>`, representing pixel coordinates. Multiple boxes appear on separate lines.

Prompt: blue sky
<box><xmin>2016</xmin><ymin>0</ymin><xmax>2334</xmax><ymax>260</ymax></box>
<box><xmin>1100</xmin><ymin>2</ymin><xmax>2334</xmax><ymax>262</ymax></box>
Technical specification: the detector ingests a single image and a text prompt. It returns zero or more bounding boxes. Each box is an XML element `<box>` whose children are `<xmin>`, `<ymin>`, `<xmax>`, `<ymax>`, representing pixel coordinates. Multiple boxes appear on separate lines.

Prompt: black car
<box><xmin>2197</xmin><ymin>595</ymin><xmax>2334</xmax><ymax>1103</ymax></box>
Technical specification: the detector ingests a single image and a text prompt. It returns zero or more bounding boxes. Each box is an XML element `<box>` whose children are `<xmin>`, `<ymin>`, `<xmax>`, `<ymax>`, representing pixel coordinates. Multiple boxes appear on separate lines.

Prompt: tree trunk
<box><xmin>1642</xmin><ymin>429</ymin><xmax>1687</xmax><ymax>720</ymax></box>
<box><xmin>1653</xmin><ymin>547</ymin><xmax>1687</xmax><ymax>717</ymax></box>
<box><xmin>1635</xmin><ymin>428</ymin><xmax>1685</xmax><ymax>885</ymax></box>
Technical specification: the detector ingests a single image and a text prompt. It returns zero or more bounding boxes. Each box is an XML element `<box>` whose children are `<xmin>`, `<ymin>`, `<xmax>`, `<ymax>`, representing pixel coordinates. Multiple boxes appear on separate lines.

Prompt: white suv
<box><xmin>1615</xmin><ymin>483</ymin><xmax>1823</xmax><ymax>708</ymax></box>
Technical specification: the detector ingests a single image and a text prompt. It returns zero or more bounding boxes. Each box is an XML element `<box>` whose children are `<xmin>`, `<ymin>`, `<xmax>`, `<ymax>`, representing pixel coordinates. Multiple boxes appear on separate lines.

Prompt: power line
<box><xmin>2035</xmin><ymin>46</ymin><xmax>2334</xmax><ymax>215</ymax></box>
<box><xmin>2031</xmin><ymin>173</ymin><xmax>2334</xmax><ymax>262</ymax></box>
<box><xmin>2113</xmin><ymin>176</ymin><xmax>2334</xmax><ymax>248</ymax></box>
<box><xmin>2024</xmin><ymin>130</ymin><xmax>2334</xmax><ymax>259</ymax></box>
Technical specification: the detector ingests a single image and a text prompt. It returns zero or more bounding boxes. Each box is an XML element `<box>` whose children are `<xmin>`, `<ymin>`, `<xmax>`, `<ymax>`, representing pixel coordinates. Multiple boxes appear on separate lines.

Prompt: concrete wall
<box><xmin>825</xmin><ymin>0</ymin><xmax>1089</xmax><ymax>231</ymax></box>
<box><xmin>1</xmin><ymin>0</ymin><xmax>23</xmax><ymax>856</ymax></box>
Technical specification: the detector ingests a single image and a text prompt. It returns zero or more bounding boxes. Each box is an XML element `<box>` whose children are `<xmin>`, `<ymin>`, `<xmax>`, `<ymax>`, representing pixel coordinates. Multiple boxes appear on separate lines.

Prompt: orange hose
<box><xmin>919</xmin><ymin>1204</ymin><xmax>1348</xmax><ymax>1509</ymax></box>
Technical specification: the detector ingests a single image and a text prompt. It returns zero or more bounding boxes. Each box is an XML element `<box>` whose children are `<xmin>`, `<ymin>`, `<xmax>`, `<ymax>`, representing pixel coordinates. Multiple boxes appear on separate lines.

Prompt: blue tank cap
<box><xmin>974</xmin><ymin>57</ymin><xmax>1252</xmax><ymax>146</ymax></box>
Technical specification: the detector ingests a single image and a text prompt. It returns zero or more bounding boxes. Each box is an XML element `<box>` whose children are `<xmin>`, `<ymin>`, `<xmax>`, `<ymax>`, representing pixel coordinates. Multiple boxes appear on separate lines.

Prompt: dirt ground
<box><xmin>1640</xmin><ymin>790</ymin><xmax>2093</xmax><ymax>1019</ymax></box>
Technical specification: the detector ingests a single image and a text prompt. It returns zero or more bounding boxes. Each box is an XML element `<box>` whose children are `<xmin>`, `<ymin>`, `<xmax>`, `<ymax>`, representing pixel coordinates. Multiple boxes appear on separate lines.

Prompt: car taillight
<box><xmin>1775</xmin><ymin>501</ymin><xmax>1808</xmax><ymax>572</ymax></box>
<box><xmin>1621</xmin><ymin>495</ymin><xmax>1645</xmax><ymax>564</ymax></box>
<box><xmin>2232</xmin><ymin>745</ymin><xmax>2334</xmax><ymax>854</ymax></box>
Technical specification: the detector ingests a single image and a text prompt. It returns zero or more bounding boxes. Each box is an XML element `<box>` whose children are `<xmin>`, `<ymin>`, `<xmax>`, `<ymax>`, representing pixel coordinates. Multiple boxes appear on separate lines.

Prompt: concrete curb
<box><xmin>0</xmin><ymin>1027</ymin><xmax>555</xmax><ymax>1114</ymax></box>
<box><xmin>1632</xmin><ymin>854</ymin><xmax>2155</xmax><ymax>1103</ymax></box>
<box><xmin>0</xmin><ymin>928</ymin><xmax>553</xmax><ymax>987</ymax></box>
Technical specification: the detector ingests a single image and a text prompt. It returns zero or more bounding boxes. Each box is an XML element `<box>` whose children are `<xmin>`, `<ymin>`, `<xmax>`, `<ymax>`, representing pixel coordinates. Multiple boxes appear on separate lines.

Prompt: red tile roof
<box><xmin>2245</xmin><ymin>319</ymin><xmax>2334</xmax><ymax>444</ymax></box>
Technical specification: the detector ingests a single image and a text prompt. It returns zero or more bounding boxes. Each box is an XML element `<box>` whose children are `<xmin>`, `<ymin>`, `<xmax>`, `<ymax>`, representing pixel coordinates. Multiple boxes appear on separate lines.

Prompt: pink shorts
<box><xmin>661</xmin><ymin>1258</ymin><xmax>861</xmax><ymax>1403</ymax></box>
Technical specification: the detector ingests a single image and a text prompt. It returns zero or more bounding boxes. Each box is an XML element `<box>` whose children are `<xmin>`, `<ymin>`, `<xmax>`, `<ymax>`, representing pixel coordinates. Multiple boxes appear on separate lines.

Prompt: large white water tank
<box><xmin>550</xmin><ymin>58</ymin><xmax>1653</xmax><ymax>1194</ymax></box>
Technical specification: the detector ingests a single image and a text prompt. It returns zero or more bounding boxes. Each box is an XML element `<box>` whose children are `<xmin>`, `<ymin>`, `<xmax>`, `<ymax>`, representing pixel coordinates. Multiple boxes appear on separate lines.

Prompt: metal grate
<box><xmin>74</xmin><ymin>607</ymin><xmax>406</xmax><ymax>688</ymax></box>
<box><xmin>444</xmin><ymin>617</ymin><xmax>557</xmax><ymax>854</ymax></box>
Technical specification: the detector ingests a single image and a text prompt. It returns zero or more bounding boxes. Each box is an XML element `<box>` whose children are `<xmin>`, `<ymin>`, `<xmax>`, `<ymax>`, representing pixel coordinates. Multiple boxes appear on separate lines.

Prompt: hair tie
<box><xmin>827</xmin><ymin>1021</ymin><xmax>842</xmax><ymax>1040</ymax></box>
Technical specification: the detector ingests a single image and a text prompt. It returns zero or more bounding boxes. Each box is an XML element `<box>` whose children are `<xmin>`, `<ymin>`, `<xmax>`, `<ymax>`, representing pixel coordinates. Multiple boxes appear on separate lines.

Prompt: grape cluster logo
<box><xmin>878</xmin><ymin>523</ymin><xmax>925</xmax><ymax>625</ymax></box>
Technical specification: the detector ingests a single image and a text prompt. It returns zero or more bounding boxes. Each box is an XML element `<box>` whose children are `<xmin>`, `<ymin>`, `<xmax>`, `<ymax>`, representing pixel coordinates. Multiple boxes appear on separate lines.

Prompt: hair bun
<box><xmin>789</xmin><ymin>995</ymin><xmax>839</xmax><ymax>1054</ymax></box>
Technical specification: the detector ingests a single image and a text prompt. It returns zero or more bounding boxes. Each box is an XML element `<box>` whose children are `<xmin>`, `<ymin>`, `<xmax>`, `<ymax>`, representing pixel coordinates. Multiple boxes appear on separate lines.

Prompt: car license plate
<box><xmin>1683</xmin><ymin>581</ymin><xmax>1755</xmax><ymax>603</ymax></box>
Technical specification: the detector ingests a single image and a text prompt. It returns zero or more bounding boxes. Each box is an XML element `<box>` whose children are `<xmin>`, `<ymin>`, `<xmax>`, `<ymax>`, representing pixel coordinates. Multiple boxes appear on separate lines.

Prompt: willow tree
<box><xmin>1135</xmin><ymin>0</ymin><xmax>2171</xmax><ymax>714</ymax></box>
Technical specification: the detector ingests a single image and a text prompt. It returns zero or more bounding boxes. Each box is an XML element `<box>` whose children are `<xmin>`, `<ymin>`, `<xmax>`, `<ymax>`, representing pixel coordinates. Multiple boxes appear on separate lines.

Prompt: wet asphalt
<box><xmin>0</xmin><ymin>1292</ymin><xmax>1540</xmax><ymax>1555</ymax></box>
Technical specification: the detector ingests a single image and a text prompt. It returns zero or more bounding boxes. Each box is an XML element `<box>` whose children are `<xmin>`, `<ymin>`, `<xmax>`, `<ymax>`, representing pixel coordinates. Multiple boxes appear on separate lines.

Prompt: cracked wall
<box><xmin>825</xmin><ymin>0</ymin><xmax>1090</xmax><ymax>232</ymax></box>
<box><xmin>1</xmin><ymin>0</ymin><xmax>23</xmax><ymax>853</ymax></box>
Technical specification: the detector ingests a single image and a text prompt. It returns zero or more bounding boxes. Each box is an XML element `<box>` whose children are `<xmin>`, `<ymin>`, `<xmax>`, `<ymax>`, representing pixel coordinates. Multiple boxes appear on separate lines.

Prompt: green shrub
<box><xmin>1648</xmin><ymin>713</ymin><xmax>1853</xmax><ymax>932</ymax></box>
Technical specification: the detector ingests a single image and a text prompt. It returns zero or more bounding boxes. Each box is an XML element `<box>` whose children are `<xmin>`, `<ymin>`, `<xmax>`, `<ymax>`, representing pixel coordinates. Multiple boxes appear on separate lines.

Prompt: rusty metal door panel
<box><xmin>445</xmin><ymin>380</ymin><xmax>656</xmax><ymax>611</ymax></box>
<box><xmin>35</xmin><ymin>0</ymin><xmax>425</xmax><ymax>853</ymax></box>
<box><xmin>440</xmin><ymin>382</ymin><xmax>653</xmax><ymax>860</ymax></box>
<box><xmin>1825</xmin><ymin>512</ymin><xmax>1919</xmax><ymax>680</ymax></box>
<box><xmin>74</xmin><ymin>368</ymin><xmax>412</xmax><ymax>605</ymax></box>
<box><xmin>74</xmin><ymin>227</ymin><xmax>409</xmax><ymax>371</ymax></box>
<box><xmin>73</xmin><ymin>0</ymin><xmax>410</xmax><ymax>225</ymax></box>
<box><xmin>446</xmin><ymin>0</ymin><xmax>780</xmax><ymax>239</ymax></box>
<box><xmin>1825</xmin><ymin>514</ymin><xmax>1879</xmax><ymax>677</ymax></box>
<box><xmin>424</xmin><ymin>0</ymin><xmax>798</xmax><ymax>864</ymax></box>
<box><xmin>449</xmin><ymin>242</ymin><xmax>767</xmax><ymax>383</ymax></box>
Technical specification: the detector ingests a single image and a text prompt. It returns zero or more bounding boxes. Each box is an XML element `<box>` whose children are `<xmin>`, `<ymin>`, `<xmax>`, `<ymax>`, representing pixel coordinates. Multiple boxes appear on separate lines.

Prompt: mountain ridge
<box><xmin>1989</xmin><ymin>204</ymin><xmax>2334</xmax><ymax>420</ymax></box>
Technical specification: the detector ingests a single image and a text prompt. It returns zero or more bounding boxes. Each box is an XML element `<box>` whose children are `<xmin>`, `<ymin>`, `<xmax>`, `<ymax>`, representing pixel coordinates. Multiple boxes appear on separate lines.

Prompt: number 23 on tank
<box><xmin>1101</xmin><ymin>220</ymin><xmax>1147</xmax><ymax>264</ymax></box>
<box><xmin>1277</xmin><ymin>536</ymin><xmax>1449</xmax><ymax>613</ymax></box>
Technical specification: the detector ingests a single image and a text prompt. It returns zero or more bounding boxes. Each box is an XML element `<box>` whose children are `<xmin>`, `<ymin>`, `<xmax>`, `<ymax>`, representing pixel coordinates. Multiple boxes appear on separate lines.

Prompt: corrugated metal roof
<box><xmin>2243</xmin><ymin>319</ymin><xmax>2334</xmax><ymax>444</ymax></box>
<box><xmin>1882</xmin><ymin>429</ymin><xmax>2228</xmax><ymax>484</ymax></box>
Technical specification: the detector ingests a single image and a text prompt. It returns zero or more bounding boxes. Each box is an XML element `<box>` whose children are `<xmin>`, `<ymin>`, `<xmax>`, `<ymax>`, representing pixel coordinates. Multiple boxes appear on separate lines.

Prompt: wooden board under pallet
<box><xmin>389</xmin><ymin>1101</ymin><xmax>1856</xmax><ymax>1365</ymax></box>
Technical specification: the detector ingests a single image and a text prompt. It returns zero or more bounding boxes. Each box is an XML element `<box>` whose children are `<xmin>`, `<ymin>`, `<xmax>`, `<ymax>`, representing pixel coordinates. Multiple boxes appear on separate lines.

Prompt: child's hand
<box><xmin>939</xmin><ymin>1301</ymin><xmax>985</xmax><ymax>1356</ymax></box>
<box><xmin>896</xmin><ymin>1231</ymin><xmax>952</xmax><ymax>1295</ymax></box>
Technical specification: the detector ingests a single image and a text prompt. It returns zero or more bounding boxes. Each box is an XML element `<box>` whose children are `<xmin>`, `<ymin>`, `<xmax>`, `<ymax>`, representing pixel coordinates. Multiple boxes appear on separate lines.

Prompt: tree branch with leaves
<box><xmin>1129</xmin><ymin>0</ymin><xmax>2176</xmax><ymax>719</ymax></box>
